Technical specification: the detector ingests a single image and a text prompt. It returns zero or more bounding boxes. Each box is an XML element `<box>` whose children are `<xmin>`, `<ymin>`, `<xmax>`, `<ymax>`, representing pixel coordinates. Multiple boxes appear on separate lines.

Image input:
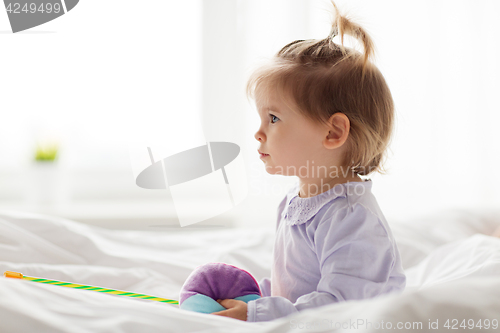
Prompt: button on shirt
<box><xmin>246</xmin><ymin>179</ymin><xmax>406</xmax><ymax>322</ymax></box>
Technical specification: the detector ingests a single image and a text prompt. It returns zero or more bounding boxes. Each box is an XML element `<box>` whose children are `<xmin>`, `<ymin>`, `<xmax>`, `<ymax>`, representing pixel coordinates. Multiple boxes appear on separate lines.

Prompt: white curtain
<box><xmin>1</xmin><ymin>0</ymin><xmax>499</xmax><ymax>226</ymax></box>
<box><xmin>0</xmin><ymin>0</ymin><xmax>204</xmax><ymax>202</ymax></box>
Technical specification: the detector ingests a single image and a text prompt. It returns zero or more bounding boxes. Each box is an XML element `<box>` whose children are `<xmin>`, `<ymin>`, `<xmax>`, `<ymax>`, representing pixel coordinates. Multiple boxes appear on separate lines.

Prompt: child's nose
<box><xmin>254</xmin><ymin>130</ymin><xmax>266</xmax><ymax>142</ymax></box>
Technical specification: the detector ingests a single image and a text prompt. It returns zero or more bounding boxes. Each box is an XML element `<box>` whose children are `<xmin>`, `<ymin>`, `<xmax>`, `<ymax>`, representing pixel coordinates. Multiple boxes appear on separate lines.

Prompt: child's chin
<box><xmin>264</xmin><ymin>166</ymin><xmax>286</xmax><ymax>175</ymax></box>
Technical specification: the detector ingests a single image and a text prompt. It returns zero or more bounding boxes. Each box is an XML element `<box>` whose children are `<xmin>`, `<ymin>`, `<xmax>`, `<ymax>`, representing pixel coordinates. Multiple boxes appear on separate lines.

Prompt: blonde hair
<box><xmin>246</xmin><ymin>1</ymin><xmax>394</xmax><ymax>176</ymax></box>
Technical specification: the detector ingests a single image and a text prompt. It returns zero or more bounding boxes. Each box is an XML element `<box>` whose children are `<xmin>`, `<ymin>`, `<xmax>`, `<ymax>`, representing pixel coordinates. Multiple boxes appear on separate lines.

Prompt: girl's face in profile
<box><xmin>254</xmin><ymin>90</ymin><xmax>326</xmax><ymax>176</ymax></box>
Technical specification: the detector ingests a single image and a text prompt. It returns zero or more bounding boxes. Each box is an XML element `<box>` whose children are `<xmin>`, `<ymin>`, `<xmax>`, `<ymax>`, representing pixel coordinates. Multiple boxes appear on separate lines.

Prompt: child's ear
<box><xmin>323</xmin><ymin>112</ymin><xmax>350</xmax><ymax>150</ymax></box>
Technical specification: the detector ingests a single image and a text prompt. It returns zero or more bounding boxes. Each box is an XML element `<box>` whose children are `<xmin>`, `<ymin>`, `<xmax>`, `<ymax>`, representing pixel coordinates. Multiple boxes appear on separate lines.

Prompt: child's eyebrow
<box><xmin>256</xmin><ymin>105</ymin><xmax>283</xmax><ymax>116</ymax></box>
<box><xmin>265</xmin><ymin>106</ymin><xmax>282</xmax><ymax>114</ymax></box>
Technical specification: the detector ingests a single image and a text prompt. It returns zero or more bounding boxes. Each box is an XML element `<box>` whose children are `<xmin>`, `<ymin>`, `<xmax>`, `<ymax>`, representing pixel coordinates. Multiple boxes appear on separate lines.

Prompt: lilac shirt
<box><xmin>246</xmin><ymin>179</ymin><xmax>406</xmax><ymax>322</ymax></box>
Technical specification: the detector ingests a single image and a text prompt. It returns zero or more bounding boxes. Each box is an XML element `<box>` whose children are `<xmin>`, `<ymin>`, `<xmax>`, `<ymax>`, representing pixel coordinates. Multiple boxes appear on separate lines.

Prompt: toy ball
<box><xmin>179</xmin><ymin>262</ymin><xmax>261</xmax><ymax>314</ymax></box>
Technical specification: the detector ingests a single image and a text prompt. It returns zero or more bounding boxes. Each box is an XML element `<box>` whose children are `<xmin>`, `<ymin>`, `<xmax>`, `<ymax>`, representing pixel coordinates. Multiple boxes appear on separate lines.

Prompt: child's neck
<box><xmin>298</xmin><ymin>175</ymin><xmax>363</xmax><ymax>198</ymax></box>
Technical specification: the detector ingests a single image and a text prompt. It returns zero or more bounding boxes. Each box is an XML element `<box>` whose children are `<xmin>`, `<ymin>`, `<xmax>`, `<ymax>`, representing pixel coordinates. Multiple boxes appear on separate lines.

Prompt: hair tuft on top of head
<box><xmin>276</xmin><ymin>0</ymin><xmax>374</xmax><ymax>72</ymax></box>
<box><xmin>327</xmin><ymin>0</ymin><xmax>374</xmax><ymax>68</ymax></box>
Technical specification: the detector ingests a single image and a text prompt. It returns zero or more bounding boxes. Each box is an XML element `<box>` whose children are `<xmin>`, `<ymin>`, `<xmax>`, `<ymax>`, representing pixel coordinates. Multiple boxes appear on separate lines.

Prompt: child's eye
<box><xmin>270</xmin><ymin>114</ymin><xmax>280</xmax><ymax>124</ymax></box>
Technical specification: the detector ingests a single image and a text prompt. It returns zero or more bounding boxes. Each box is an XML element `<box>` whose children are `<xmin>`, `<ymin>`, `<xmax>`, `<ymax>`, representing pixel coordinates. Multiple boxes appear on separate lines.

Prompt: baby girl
<box><xmin>212</xmin><ymin>1</ymin><xmax>406</xmax><ymax>322</ymax></box>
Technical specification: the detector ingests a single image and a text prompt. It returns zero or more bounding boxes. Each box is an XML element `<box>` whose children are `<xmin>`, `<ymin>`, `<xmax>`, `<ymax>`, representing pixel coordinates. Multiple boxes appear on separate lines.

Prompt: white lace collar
<box><xmin>282</xmin><ymin>179</ymin><xmax>372</xmax><ymax>226</ymax></box>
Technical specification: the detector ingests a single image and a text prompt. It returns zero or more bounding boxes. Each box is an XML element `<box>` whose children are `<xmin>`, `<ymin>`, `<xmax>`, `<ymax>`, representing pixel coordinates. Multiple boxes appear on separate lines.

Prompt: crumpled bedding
<box><xmin>1</xmin><ymin>208</ymin><xmax>499</xmax><ymax>332</ymax></box>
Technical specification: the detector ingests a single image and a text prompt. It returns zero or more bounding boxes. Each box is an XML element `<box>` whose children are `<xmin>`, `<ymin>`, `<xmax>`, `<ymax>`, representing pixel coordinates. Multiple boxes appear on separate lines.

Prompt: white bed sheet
<box><xmin>1</xmin><ymin>208</ymin><xmax>500</xmax><ymax>333</ymax></box>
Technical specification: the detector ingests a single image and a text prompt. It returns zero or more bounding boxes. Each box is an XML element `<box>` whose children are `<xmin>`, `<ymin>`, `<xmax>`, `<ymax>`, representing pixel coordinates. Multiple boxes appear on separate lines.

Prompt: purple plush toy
<box><xmin>179</xmin><ymin>262</ymin><xmax>262</xmax><ymax>314</ymax></box>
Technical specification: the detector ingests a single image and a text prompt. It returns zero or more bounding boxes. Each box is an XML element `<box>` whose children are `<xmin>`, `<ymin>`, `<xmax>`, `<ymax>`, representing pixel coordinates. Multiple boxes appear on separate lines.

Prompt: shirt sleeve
<box><xmin>258</xmin><ymin>277</ymin><xmax>271</xmax><ymax>297</ymax></box>
<box><xmin>247</xmin><ymin>203</ymin><xmax>400</xmax><ymax>322</ymax></box>
<box><xmin>255</xmin><ymin>194</ymin><xmax>285</xmax><ymax>298</ymax></box>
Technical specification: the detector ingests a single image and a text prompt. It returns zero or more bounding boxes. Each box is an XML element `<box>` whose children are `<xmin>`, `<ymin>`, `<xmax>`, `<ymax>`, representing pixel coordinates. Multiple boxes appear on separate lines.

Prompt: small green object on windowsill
<box><xmin>35</xmin><ymin>142</ymin><xmax>59</xmax><ymax>162</ymax></box>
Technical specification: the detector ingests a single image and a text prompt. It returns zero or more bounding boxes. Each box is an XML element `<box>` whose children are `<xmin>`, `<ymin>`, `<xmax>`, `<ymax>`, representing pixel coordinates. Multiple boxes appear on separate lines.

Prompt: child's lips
<box><xmin>258</xmin><ymin>150</ymin><xmax>270</xmax><ymax>158</ymax></box>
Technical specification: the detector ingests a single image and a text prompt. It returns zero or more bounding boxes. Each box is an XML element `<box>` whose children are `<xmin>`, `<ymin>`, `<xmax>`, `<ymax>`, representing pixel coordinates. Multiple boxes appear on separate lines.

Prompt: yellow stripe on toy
<box><xmin>3</xmin><ymin>271</ymin><xmax>178</xmax><ymax>305</ymax></box>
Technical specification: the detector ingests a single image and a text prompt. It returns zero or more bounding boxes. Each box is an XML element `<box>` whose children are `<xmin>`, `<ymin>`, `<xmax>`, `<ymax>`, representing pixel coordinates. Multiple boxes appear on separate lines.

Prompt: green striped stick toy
<box><xmin>4</xmin><ymin>271</ymin><xmax>178</xmax><ymax>305</ymax></box>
